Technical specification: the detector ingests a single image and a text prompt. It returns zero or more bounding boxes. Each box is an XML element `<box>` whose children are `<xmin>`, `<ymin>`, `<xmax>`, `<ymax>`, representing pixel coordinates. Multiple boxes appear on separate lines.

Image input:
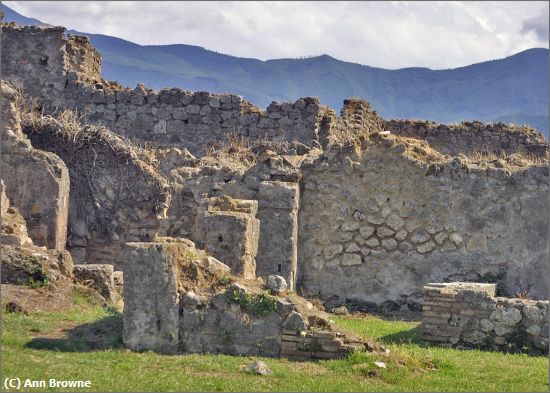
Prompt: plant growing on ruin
<box><xmin>219</xmin><ymin>275</ymin><xmax>232</xmax><ymax>285</ymax></box>
<box><xmin>19</xmin><ymin>106</ymin><xmax>171</xmax><ymax>242</ymax></box>
<box><xmin>227</xmin><ymin>289</ymin><xmax>277</xmax><ymax>317</ymax></box>
<box><xmin>502</xmin><ymin>325</ymin><xmax>542</xmax><ymax>355</ymax></box>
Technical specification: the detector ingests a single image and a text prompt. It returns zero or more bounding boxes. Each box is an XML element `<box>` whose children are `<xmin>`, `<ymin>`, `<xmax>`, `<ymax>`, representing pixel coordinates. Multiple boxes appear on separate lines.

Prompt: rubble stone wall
<box><xmin>2</xmin><ymin>25</ymin><xmax>547</xmax><ymax>159</ymax></box>
<box><xmin>385</xmin><ymin>119</ymin><xmax>548</xmax><ymax>157</ymax></box>
<box><xmin>421</xmin><ymin>282</ymin><xmax>549</xmax><ymax>353</ymax></box>
<box><xmin>22</xmin><ymin>118</ymin><xmax>171</xmax><ymax>269</ymax></box>
<box><xmin>123</xmin><ymin>240</ymin><xmax>366</xmax><ymax>358</ymax></box>
<box><xmin>298</xmin><ymin>135</ymin><xmax>549</xmax><ymax>310</ymax></box>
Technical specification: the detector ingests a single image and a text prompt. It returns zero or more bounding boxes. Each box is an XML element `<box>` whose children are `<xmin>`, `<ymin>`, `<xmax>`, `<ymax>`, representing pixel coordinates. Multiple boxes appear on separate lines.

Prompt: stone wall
<box><xmin>1</xmin><ymin>81</ymin><xmax>70</xmax><ymax>250</ymax></box>
<box><xmin>421</xmin><ymin>282</ymin><xmax>549</xmax><ymax>353</ymax></box>
<box><xmin>0</xmin><ymin>24</ymin><xmax>101</xmax><ymax>105</ymax></box>
<box><xmin>340</xmin><ymin>99</ymin><xmax>384</xmax><ymax>138</ymax></box>
<box><xmin>162</xmin><ymin>151</ymin><xmax>310</xmax><ymax>287</ymax></box>
<box><xmin>298</xmin><ymin>134</ymin><xmax>549</xmax><ymax>310</ymax></box>
<box><xmin>20</xmin><ymin>109</ymin><xmax>171</xmax><ymax>269</ymax></box>
<box><xmin>385</xmin><ymin>119</ymin><xmax>548</xmax><ymax>157</ymax></box>
<box><xmin>63</xmin><ymin>84</ymin><xmax>337</xmax><ymax>156</ymax></box>
<box><xmin>122</xmin><ymin>239</ymin><xmax>369</xmax><ymax>358</ymax></box>
<box><xmin>4</xmin><ymin>24</ymin><xmax>547</xmax><ymax>161</ymax></box>
<box><xmin>0</xmin><ymin>24</ymin><xmax>343</xmax><ymax>156</ymax></box>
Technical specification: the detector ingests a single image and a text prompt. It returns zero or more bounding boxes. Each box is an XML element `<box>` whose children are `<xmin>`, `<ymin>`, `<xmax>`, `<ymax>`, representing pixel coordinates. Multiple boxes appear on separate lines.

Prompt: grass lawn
<box><xmin>2</xmin><ymin>290</ymin><xmax>548</xmax><ymax>392</ymax></box>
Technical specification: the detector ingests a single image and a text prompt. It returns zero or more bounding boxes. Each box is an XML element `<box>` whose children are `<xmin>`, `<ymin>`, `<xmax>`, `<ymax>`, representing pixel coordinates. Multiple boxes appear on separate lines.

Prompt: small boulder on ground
<box><xmin>331</xmin><ymin>305</ymin><xmax>349</xmax><ymax>315</ymax></box>
<box><xmin>243</xmin><ymin>361</ymin><xmax>272</xmax><ymax>376</ymax></box>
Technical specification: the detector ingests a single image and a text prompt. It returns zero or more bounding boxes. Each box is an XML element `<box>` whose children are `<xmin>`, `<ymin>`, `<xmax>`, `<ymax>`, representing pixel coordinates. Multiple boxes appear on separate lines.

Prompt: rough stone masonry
<box><xmin>1</xmin><ymin>23</ymin><xmax>548</xmax><ymax>322</ymax></box>
<box><xmin>421</xmin><ymin>282</ymin><xmax>548</xmax><ymax>353</ymax></box>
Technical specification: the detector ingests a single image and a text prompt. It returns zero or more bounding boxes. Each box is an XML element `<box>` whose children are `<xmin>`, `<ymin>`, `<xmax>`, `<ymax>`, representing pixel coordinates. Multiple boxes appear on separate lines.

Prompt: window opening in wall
<box><xmin>277</xmin><ymin>264</ymin><xmax>282</xmax><ymax>272</ymax></box>
<box><xmin>218</xmin><ymin>235</ymin><xmax>223</xmax><ymax>243</ymax></box>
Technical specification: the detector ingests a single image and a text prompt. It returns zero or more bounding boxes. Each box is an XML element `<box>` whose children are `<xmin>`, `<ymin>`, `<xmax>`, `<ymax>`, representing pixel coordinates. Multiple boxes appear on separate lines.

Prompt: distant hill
<box><xmin>2</xmin><ymin>4</ymin><xmax>548</xmax><ymax>137</ymax></box>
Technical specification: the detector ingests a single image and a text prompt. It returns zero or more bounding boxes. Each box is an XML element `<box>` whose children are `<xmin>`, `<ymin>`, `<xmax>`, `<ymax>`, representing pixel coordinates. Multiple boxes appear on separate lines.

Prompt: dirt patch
<box><xmin>2</xmin><ymin>282</ymin><xmax>73</xmax><ymax>313</ymax></box>
<box><xmin>1</xmin><ymin>281</ymin><xmax>103</xmax><ymax>314</ymax></box>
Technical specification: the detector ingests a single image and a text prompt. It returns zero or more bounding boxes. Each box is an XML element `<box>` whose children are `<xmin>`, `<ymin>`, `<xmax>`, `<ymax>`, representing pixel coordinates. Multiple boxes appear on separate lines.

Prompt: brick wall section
<box><xmin>280</xmin><ymin>328</ymin><xmax>364</xmax><ymax>360</ymax></box>
<box><xmin>421</xmin><ymin>282</ymin><xmax>549</xmax><ymax>353</ymax></box>
<box><xmin>385</xmin><ymin>119</ymin><xmax>548</xmax><ymax>158</ymax></box>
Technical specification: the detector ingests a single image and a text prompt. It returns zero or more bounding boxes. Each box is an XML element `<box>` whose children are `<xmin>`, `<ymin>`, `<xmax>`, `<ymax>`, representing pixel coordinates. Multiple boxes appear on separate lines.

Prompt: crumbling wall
<box><xmin>59</xmin><ymin>83</ymin><xmax>338</xmax><ymax>156</ymax></box>
<box><xmin>3</xmin><ymin>24</ymin><xmax>547</xmax><ymax>160</ymax></box>
<box><xmin>20</xmin><ymin>109</ymin><xmax>171</xmax><ymax>268</ymax></box>
<box><xmin>421</xmin><ymin>282</ymin><xmax>549</xmax><ymax>353</ymax></box>
<box><xmin>1</xmin><ymin>181</ymin><xmax>33</xmax><ymax>247</ymax></box>
<box><xmin>385</xmin><ymin>119</ymin><xmax>548</xmax><ymax>157</ymax></box>
<box><xmin>122</xmin><ymin>239</ymin><xmax>371</xmax><ymax>358</ymax></box>
<box><xmin>1</xmin><ymin>81</ymin><xmax>70</xmax><ymax>250</ymax></box>
<box><xmin>340</xmin><ymin>99</ymin><xmax>384</xmax><ymax>138</ymax></box>
<box><xmin>162</xmin><ymin>146</ymin><xmax>314</xmax><ymax>286</ymax></box>
<box><xmin>0</xmin><ymin>24</ymin><xmax>101</xmax><ymax>106</ymax></box>
<box><xmin>65</xmin><ymin>34</ymin><xmax>102</xmax><ymax>83</ymax></box>
<box><xmin>0</xmin><ymin>25</ymin><xmax>383</xmax><ymax>158</ymax></box>
<box><xmin>298</xmin><ymin>134</ymin><xmax>549</xmax><ymax>310</ymax></box>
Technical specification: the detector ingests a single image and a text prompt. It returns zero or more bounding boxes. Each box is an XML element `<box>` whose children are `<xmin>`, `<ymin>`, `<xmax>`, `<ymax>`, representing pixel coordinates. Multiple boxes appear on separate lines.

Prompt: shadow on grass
<box><xmin>378</xmin><ymin>325</ymin><xmax>424</xmax><ymax>345</ymax></box>
<box><xmin>25</xmin><ymin>308</ymin><xmax>123</xmax><ymax>352</ymax></box>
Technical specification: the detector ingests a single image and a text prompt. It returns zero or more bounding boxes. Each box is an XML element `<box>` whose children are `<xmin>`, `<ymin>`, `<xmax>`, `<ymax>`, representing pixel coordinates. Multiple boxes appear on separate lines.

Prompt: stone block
<box><xmin>73</xmin><ymin>264</ymin><xmax>116</xmax><ymax>303</ymax></box>
<box><xmin>195</xmin><ymin>209</ymin><xmax>259</xmax><ymax>279</ymax></box>
<box><xmin>123</xmin><ymin>242</ymin><xmax>180</xmax><ymax>354</ymax></box>
<box><xmin>257</xmin><ymin>182</ymin><xmax>299</xmax><ymax>290</ymax></box>
<box><xmin>258</xmin><ymin>181</ymin><xmax>299</xmax><ymax>210</ymax></box>
<box><xmin>341</xmin><ymin>253</ymin><xmax>362</xmax><ymax>266</ymax></box>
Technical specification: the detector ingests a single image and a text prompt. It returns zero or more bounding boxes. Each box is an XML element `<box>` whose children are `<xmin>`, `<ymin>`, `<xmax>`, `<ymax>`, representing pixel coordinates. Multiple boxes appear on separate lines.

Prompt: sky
<box><xmin>4</xmin><ymin>1</ymin><xmax>549</xmax><ymax>69</ymax></box>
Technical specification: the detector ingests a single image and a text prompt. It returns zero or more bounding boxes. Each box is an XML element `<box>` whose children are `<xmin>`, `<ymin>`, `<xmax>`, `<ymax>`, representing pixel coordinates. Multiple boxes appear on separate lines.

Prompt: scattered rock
<box><xmin>266</xmin><ymin>275</ymin><xmax>288</xmax><ymax>293</ymax></box>
<box><xmin>244</xmin><ymin>361</ymin><xmax>272</xmax><ymax>376</ymax></box>
<box><xmin>331</xmin><ymin>305</ymin><xmax>349</xmax><ymax>315</ymax></box>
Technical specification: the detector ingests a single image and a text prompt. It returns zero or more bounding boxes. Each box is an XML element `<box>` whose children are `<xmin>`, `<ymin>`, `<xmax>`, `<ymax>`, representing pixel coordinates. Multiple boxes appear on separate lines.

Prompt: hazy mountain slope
<box><xmin>2</xmin><ymin>4</ymin><xmax>547</xmax><ymax>136</ymax></box>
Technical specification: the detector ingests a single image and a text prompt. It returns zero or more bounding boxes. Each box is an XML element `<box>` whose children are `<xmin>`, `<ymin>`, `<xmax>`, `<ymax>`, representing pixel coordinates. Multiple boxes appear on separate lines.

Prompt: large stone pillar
<box><xmin>122</xmin><ymin>242</ymin><xmax>180</xmax><ymax>354</ymax></box>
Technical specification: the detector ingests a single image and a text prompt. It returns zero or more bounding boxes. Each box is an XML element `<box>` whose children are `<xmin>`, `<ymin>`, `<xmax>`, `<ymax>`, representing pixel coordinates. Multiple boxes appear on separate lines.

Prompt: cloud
<box><xmin>521</xmin><ymin>8</ymin><xmax>549</xmax><ymax>42</ymax></box>
<box><xmin>4</xmin><ymin>1</ymin><xmax>549</xmax><ymax>69</ymax></box>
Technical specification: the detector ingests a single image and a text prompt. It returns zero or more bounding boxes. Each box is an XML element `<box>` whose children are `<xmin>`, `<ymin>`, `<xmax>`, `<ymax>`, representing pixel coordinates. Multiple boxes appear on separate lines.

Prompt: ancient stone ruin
<box><xmin>1</xmin><ymin>23</ymin><xmax>548</xmax><ymax>356</ymax></box>
<box><xmin>421</xmin><ymin>283</ymin><xmax>549</xmax><ymax>353</ymax></box>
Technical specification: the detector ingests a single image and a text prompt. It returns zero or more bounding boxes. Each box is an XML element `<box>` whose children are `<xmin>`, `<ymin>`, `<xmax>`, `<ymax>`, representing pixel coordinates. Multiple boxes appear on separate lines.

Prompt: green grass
<box><xmin>2</xmin><ymin>295</ymin><xmax>548</xmax><ymax>392</ymax></box>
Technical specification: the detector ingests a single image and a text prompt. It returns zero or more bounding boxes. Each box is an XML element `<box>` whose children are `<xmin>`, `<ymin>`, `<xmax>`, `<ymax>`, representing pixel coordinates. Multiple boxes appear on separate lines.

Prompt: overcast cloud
<box><xmin>4</xmin><ymin>1</ymin><xmax>549</xmax><ymax>69</ymax></box>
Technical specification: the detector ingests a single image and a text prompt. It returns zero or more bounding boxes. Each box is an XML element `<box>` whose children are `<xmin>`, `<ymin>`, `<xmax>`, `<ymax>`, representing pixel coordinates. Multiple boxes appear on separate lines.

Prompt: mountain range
<box><xmin>2</xmin><ymin>4</ymin><xmax>548</xmax><ymax>136</ymax></box>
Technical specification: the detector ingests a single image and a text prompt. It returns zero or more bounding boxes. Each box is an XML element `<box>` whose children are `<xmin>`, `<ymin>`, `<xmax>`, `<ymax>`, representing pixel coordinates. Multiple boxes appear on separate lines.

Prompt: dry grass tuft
<box><xmin>19</xmin><ymin>105</ymin><xmax>170</xmax><ymax>238</ymax></box>
<box><xmin>198</xmin><ymin>133</ymin><xmax>292</xmax><ymax>171</ymax></box>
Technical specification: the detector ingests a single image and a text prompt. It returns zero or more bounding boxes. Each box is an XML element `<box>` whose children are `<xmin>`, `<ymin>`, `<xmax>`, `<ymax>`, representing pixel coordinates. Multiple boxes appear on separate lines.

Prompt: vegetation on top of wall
<box><xmin>227</xmin><ymin>288</ymin><xmax>278</xmax><ymax>317</ymax></box>
<box><xmin>19</xmin><ymin>105</ymin><xmax>171</xmax><ymax>240</ymax></box>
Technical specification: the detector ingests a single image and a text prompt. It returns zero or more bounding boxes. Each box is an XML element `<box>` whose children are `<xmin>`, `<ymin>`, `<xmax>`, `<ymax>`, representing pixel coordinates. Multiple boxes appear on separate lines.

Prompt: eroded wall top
<box><xmin>2</xmin><ymin>23</ymin><xmax>547</xmax><ymax>158</ymax></box>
